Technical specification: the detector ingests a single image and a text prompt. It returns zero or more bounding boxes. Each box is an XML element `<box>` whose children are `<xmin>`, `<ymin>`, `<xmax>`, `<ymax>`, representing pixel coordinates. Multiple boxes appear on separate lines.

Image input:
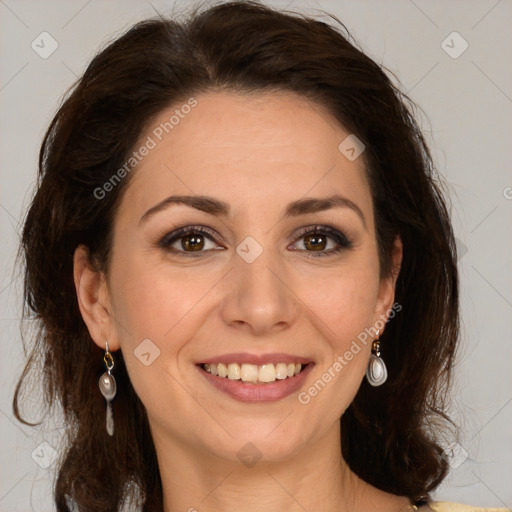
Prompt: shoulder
<box><xmin>427</xmin><ymin>502</ymin><xmax>510</xmax><ymax>512</ymax></box>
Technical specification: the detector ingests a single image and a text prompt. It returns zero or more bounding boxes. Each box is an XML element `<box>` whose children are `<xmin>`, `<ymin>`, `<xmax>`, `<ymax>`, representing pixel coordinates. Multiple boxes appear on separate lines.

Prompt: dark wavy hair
<box><xmin>14</xmin><ymin>1</ymin><xmax>459</xmax><ymax>510</ymax></box>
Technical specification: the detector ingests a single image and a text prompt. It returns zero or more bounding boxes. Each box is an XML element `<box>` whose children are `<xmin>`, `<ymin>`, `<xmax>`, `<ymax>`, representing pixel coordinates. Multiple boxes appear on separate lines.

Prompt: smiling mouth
<box><xmin>199</xmin><ymin>362</ymin><xmax>309</xmax><ymax>385</ymax></box>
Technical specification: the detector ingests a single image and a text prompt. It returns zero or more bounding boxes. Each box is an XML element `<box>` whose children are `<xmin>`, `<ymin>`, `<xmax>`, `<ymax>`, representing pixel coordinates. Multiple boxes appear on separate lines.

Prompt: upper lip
<box><xmin>197</xmin><ymin>353</ymin><xmax>313</xmax><ymax>366</ymax></box>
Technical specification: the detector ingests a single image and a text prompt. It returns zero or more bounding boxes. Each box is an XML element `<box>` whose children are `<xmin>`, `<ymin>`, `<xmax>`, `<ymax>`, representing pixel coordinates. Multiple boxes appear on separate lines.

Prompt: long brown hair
<box><xmin>14</xmin><ymin>1</ymin><xmax>459</xmax><ymax>510</ymax></box>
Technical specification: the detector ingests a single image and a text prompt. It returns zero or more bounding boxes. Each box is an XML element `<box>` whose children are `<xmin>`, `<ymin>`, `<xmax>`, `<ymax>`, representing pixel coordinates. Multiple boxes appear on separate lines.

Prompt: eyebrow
<box><xmin>139</xmin><ymin>194</ymin><xmax>366</xmax><ymax>229</ymax></box>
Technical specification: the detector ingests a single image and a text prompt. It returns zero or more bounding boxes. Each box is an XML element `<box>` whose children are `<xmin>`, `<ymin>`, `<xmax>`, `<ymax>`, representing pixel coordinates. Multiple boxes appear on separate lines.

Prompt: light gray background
<box><xmin>1</xmin><ymin>0</ymin><xmax>511</xmax><ymax>510</ymax></box>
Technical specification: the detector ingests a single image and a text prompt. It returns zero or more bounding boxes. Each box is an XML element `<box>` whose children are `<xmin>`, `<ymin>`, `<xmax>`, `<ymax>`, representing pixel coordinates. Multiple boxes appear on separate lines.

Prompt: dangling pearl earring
<box><xmin>98</xmin><ymin>341</ymin><xmax>116</xmax><ymax>436</ymax></box>
<box><xmin>365</xmin><ymin>330</ymin><xmax>388</xmax><ymax>386</ymax></box>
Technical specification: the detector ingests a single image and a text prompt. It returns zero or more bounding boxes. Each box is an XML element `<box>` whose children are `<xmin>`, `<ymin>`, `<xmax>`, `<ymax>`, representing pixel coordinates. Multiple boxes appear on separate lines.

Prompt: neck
<box><xmin>152</xmin><ymin>421</ymin><xmax>411</xmax><ymax>512</ymax></box>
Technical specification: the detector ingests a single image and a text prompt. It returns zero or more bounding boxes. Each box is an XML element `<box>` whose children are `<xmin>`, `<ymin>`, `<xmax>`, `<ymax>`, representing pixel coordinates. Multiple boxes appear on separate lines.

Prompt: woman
<box><xmin>13</xmin><ymin>1</ymin><xmax>506</xmax><ymax>511</ymax></box>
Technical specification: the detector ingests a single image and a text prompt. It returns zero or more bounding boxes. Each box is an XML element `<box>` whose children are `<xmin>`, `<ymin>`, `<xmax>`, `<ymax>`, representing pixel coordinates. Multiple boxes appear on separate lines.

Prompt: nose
<box><xmin>219</xmin><ymin>242</ymin><xmax>299</xmax><ymax>337</ymax></box>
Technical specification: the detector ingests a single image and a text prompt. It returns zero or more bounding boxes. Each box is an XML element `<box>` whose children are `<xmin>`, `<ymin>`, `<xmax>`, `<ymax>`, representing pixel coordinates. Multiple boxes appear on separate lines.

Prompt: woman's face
<box><xmin>79</xmin><ymin>91</ymin><xmax>400</xmax><ymax>464</ymax></box>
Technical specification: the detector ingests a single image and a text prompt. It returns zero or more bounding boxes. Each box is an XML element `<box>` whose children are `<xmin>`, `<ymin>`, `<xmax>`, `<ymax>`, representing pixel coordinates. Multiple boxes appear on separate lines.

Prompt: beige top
<box><xmin>425</xmin><ymin>502</ymin><xmax>510</xmax><ymax>512</ymax></box>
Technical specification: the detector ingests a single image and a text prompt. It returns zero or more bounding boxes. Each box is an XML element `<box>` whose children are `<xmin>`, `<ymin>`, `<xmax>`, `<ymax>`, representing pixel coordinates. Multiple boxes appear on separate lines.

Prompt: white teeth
<box><xmin>202</xmin><ymin>362</ymin><xmax>306</xmax><ymax>383</ymax></box>
<box><xmin>227</xmin><ymin>363</ymin><xmax>241</xmax><ymax>380</ymax></box>
<box><xmin>240</xmin><ymin>364</ymin><xmax>258</xmax><ymax>383</ymax></box>
<box><xmin>258</xmin><ymin>364</ymin><xmax>276</xmax><ymax>383</ymax></box>
<box><xmin>217</xmin><ymin>363</ymin><xmax>228</xmax><ymax>378</ymax></box>
<box><xmin>275</xmin><ymin>363</ymin><xmax>288</xmax><ymax>380</ymax></box>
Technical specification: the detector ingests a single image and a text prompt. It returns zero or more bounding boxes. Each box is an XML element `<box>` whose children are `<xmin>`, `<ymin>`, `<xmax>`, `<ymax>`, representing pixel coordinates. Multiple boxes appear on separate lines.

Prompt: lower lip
<box><xmin>197</xmin><ymin>363</ymin><xmax>314</xmax><ymax>403</ymax></box>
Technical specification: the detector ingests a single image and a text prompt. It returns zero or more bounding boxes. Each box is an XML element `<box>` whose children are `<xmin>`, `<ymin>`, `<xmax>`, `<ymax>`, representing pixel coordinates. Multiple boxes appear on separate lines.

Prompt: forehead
<box><xmin>120</xmin><ymin>91</ymin><xmax>372</xmax><ymax>222</ymax></box>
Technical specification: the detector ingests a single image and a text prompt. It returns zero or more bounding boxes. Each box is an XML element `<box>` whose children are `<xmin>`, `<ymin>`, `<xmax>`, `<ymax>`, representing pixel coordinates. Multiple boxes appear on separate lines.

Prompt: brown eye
<box><xmin>303</xmin><ymin>233</ymin><xmax>327</xmax><ymax>251</ymax></box>
<box><xmin>159</xmin><ymin>226</ymin><xmax>222</xmax><ymax>257</ymax></box>
<box><xmin>291</xmin><ymin>225</ymin><xmax>353</xmax><ymax>258</ymax></box>
<box><xmin>181</xmin><ymin>234</ymin><xmax>205</xmax><ymax>251</ymax></box>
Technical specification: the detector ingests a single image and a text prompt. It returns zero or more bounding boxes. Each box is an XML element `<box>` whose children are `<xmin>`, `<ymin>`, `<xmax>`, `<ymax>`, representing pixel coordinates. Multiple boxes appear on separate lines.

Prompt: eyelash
<box><xmin>158</xmin><ymin>224</ymin><xmax>353</xmax><ymax>258</ymax></box>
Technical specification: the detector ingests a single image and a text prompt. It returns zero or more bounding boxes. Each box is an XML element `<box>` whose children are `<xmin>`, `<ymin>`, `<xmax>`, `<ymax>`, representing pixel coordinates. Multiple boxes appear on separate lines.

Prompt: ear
<box><xmin>373</xmin><ymin>236</ymin><xmax>403</xmax><ymax>329</ymax></box>
<box><xmin>73</xmin><ymin>245</ymin><xmax>120</xmax><ymax>351</ymax></box>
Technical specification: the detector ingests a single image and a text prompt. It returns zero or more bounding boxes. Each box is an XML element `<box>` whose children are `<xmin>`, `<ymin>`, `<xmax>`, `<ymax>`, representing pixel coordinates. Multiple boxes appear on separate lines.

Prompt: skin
<box><xmin>74</xmin><ymin>91</ymin><xmax>408</xmax><ymax>512</ymax></box>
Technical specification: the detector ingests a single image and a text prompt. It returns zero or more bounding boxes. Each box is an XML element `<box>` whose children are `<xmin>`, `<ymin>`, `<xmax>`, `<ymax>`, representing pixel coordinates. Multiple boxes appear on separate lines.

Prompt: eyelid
<box><xmin>158</xmin><ymin>225</ymin><xmax>221</xmax><ymax>247</ymax></box>
<box><xmin>292</xmin><ymin>224</ymin><xmax>352</xmax><ymax>244</ymax></box>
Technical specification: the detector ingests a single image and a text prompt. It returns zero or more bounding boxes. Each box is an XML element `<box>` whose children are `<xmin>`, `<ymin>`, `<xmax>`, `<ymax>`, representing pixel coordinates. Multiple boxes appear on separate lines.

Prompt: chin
<box><xmin>193</xmin><ymin>417</ymin><xmax>315</xmax><ymax>466</ymax></box>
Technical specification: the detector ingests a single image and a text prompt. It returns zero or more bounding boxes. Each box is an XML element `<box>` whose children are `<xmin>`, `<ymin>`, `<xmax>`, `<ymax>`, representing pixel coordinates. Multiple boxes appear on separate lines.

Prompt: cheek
<box><xmin>110</xmin><ymin>252</ymin><xmax>212</xmax><ymax>343</ymax></box>
<box><xmin>108</xmin><ymin>272</ymin><xmax>196</xmax><ymax>421</ymax></box>
<box><xmin>295</xmin><ymin>256</ymin><xmax>380</xmax><ymax>405</ymax></box>
<box><xmin>301</xmin><ymin>257</ymin><xmax>381</xmax><ymax>344</ymax></box>
<box><xmin>296</xmin><ymin>281</ymin><xmax>379</xmax><ymax>423</ymax></box>
<box><xmin>107</xmin><ymin>256</ymin><xmax>224</xmax><ymax>405</ymax></box>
